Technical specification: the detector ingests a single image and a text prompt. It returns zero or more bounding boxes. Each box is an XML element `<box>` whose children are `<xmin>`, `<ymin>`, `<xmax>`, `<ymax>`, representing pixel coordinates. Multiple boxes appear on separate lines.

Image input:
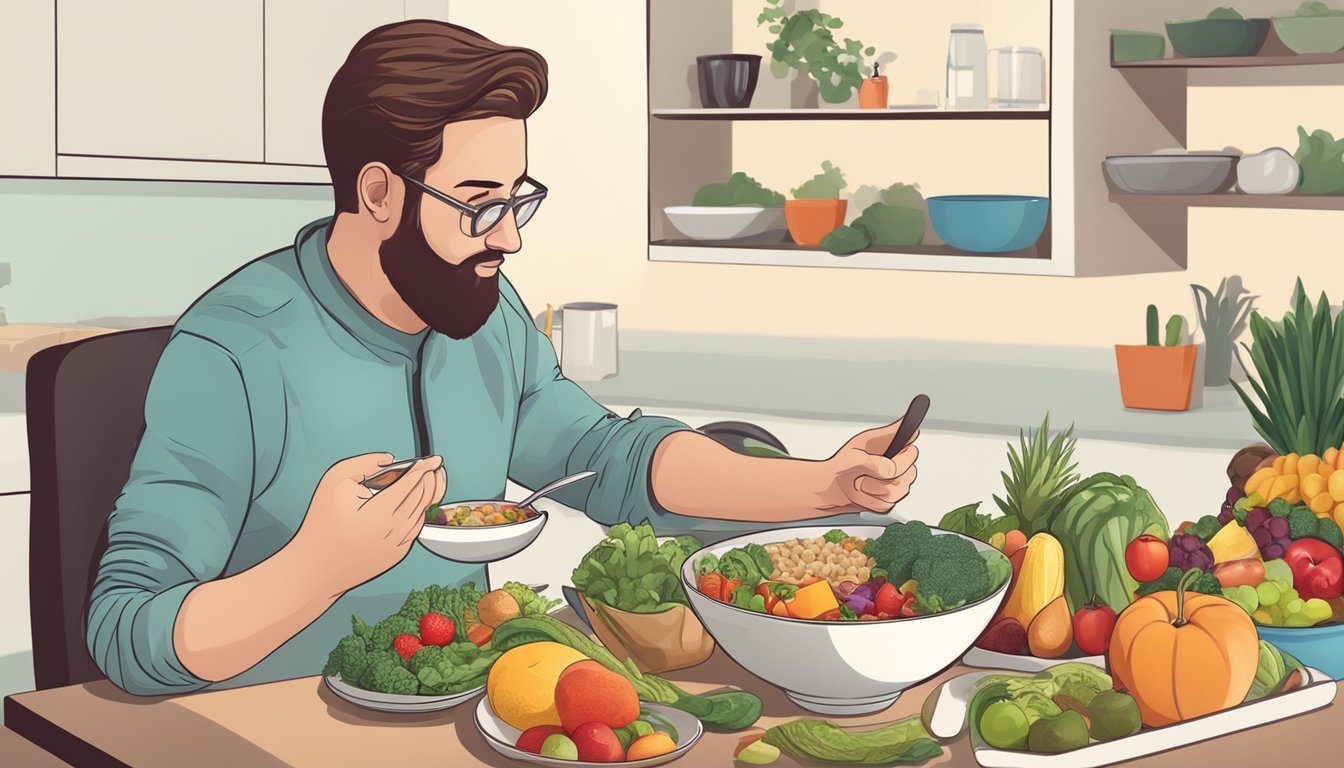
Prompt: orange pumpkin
<box><xmin>1107</xmin><ymin>568</ymin><xmax>1259</xmax><ymax>727</ymax></box>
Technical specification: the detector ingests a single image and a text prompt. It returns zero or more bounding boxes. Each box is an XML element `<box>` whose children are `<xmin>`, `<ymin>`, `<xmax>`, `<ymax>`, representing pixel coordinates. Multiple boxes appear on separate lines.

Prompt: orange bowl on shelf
<box><xmin>784</xmin><ymin>199</ymin><xmax>847</xmax><ymax>245</ymax></box>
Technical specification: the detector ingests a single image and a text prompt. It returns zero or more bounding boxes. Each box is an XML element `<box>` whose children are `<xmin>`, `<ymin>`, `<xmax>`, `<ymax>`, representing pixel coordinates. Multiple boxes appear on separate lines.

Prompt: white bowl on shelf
<box><xmin>663</xmin><ymin>206</ymin><xmax>787</xmax><ymax>241</ymax></box>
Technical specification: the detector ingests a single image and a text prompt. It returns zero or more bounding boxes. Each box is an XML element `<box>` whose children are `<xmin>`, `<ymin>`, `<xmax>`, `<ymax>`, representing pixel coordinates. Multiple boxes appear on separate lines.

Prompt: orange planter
<box><xmin>785</xmin><ymin>199</ymin><xmax>847</xmax><ymax>245</ymax></box>
<box><xmin>1115</xmin><ymin>344</ymin><xmax>1198</xmax><ymax>411</ymax></box>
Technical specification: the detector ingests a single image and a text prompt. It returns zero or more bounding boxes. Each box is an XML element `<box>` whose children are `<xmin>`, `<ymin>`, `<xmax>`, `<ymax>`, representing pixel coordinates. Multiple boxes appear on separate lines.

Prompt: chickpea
<box><xmin>791</xmin><ymin>565</ymin><xmax>806</xmax><ymax>580</ymax></box>
<box><xmin>801</xmin><ymin>549</ymin><xmax>816</xmax><ymax>563</ymax></box>
<box><xmin>857</xmin><ymin>567</ymin><xmax>871</xmax><ymax>583</ymax></box>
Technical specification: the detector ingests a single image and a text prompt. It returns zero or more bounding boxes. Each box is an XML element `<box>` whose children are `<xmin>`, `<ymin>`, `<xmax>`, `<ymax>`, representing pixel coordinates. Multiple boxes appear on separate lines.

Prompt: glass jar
<box><xmin>947</xmin><ymin>24</ymin><xmax>988</xmax><ymax>109</ymax></box>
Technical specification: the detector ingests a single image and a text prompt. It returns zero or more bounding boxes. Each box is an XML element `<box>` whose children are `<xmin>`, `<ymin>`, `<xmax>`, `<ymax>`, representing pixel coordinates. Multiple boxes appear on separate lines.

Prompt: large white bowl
<box><xmin>417</xmin><ymin>500</ymin><xmax>547</xmax><ymax>563</ymax></box>
<box><xmin>680</xmin><ymin>525</ymin><xmax>1009</xmax><ymax>716</ymax></box>
<box><xmin>663</xmin><ymin>206</ymin><xmax>786</xmax><ymax>241</ymax></box>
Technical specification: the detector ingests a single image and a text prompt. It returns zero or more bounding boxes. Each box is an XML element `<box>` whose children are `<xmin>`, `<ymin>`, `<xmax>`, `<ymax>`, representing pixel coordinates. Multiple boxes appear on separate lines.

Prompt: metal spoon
<box><xmin>514</xmin><ymin>470</ymin><xmax>598</xmax><ymax>509</ymax></box>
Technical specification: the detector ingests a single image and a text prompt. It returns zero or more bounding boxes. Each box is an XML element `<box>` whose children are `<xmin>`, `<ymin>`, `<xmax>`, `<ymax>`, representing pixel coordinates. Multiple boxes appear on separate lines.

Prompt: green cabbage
<box><xmin>791</xmin><ymin>161</ymin><xmax>846</xmax><ymax>199</ymax></box>
<box><xmin>1294</xmin><ymin>126</ymin><xmax>1344</xmax><ymax>195</ymax></box>
<box><xmin>1049</xmin><ymin>473</ymin><xmax>1171</xmax><ymax>614</ymax></box>
<box><xmin>852</xmin><ymin>203</ymin><xmax>925</xmax><ymax>247</ymax></box>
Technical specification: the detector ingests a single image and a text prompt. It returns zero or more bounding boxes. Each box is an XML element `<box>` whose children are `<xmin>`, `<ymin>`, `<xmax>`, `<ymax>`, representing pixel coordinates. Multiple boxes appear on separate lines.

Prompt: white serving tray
<box><xmin>933</xmin><ymin>667</ymin><xmax>1336</xmax><ymax>768</ymax></box>
<box><xmin>962</xmin><ymin>647</ymin><xmax>1106</xmax><ymax>673</ymax></box>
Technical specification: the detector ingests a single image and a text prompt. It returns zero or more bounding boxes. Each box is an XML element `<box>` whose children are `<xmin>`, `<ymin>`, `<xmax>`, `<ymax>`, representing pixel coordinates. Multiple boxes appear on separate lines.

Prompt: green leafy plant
<box><xmin>570</xmin><ymin>523</ymin><xmax>704</xmax><ymax>613</ymax></box>
<box><xmin>791</xmin><ymin>160</ymin><xmax>846</xmax><ymax>199</ymax></box>
<box><xmin>994</xmin><ymin>415</ymin><xmax>1081</xmax><ymax>537</ymax></box>
<box><xmin>1296</xmin><ymin>1</ymin><xmax>1344</xmax><ymax>16</ymax></box>
<box><xmin>692</xmin><ymin>172</ymin><xmax>785</xmax><ymax>207</ymax></box>
<box><xmin>1233</xmin><ymin>279</ymin><xmax>1344</xmax><ymax>456</ymax></box>
<box><xmin>758</xmin><ymin>0</ymin><xmax>876</xmax><ymax>104</ymax></box>
<box><xmin>1192</xmin><ymin>277</ymin><xmax>1257</xmax><ymax>386</ymax></box>
<box><xmin>1294</xmin><ymin>126</ymin><xmax>1344</xmax><ymax>195</ymax></box>
<box><xmin>1145</xmin><ymin>304</ymin><xmax>1187</xmax><ymax>347</ymax></box>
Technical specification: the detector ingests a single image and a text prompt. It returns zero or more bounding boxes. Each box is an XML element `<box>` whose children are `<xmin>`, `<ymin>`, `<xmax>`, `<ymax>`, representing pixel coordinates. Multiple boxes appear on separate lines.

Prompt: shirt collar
<box><xmin>295</xmin><ymin>217</ymin><xmax>429</xmax><ymax>360</ymax></box>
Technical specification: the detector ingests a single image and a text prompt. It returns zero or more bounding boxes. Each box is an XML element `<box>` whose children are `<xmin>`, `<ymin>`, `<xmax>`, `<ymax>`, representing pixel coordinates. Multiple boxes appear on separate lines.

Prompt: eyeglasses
<box><xmin>399</xmin><ymin>173</ymin><xmax>547</xmax><ymax>237</ymax></box>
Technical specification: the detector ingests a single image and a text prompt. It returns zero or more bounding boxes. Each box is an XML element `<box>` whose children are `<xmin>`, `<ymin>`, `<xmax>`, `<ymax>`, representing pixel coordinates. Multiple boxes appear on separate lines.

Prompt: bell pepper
<box><xmin>699</xmin><ymin>573</ymin><xmax>727</xmax><ymax>601</ymax></box>
<box><xmin>755</xmin><ymin>583</ymin><xmax>780</xmax><ymax>612</ymax></box>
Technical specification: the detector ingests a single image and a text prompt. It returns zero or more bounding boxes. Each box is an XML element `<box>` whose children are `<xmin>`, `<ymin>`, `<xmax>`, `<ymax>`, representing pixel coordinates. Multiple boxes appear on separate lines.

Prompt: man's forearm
<box><xmin>649</xmin><ymin>431</ymin><xmax>830</xmax><ymax>522</ymax></box>
<box><xmin>172</xmin><ymin>540</ymin><xmax>341</xmax><ymax>683</ymax></box>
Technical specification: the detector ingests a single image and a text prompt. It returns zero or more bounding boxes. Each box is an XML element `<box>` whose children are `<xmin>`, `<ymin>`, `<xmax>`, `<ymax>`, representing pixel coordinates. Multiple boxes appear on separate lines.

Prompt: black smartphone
<box><xmin>884</xmin><ymin>394</ymin><xmax>930</xmax><ymax>459</ymax></box>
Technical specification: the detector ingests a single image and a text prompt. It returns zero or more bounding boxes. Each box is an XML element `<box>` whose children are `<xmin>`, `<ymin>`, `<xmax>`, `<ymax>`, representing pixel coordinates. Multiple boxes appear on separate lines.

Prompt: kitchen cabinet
<box><xmin>0</xmin><ymin>0</ymin><xmax>448</xmax><ymax>184</ymax></box>
<box><xmin>58</xmin><ymin>0</ymin><xmax>264</xmax><ymax>164</ymax></box>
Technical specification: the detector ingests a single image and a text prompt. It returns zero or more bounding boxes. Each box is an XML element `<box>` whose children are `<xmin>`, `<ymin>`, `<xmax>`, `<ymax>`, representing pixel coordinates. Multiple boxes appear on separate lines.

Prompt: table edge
<box><xmin>5</xmin><ymin>694</ymin><xmax>129</xmax><ymax>768</ymax></box>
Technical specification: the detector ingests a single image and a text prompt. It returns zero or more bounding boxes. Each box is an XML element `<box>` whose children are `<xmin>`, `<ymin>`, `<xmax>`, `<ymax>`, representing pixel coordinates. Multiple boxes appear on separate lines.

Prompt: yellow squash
<box><xmin>1000</xmin><ymin>533</ymin><xmax>1066</xmax><ymax>629</ymax></box>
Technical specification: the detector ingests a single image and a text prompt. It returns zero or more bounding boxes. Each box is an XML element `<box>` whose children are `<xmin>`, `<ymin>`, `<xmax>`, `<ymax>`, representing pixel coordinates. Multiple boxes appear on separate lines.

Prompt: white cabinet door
<box><xmin>57</xmin><ymin>0</ymin><xmax>264</xmax><ymax>162</ymax></box>
<box><xmin>263</xmin><ymin>0</ymin><xmax>419</xmax><ymax>167</ymax></box>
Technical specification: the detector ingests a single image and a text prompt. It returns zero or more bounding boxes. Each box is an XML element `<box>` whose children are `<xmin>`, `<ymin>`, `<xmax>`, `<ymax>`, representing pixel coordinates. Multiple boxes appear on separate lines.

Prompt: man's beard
<box><xmin>379</xmin><ymin>190</ymin><xmax>502</xmax><ymax>340</ymax></box>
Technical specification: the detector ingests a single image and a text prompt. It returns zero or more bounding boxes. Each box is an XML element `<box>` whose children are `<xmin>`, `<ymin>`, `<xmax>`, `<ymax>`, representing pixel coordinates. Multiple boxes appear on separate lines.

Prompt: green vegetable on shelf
<box><xmin>1294</xmin><ymin>126</ymin><xmax>1344</xmax><ymax>196</ymax></box>
<box><xmin>692</xmin><ymin>171</ymin><xmax>786</xmax><ymax>207</ymax></box>
<box><xmin>1207</xmin><ymin>6</ymin><xmax>1245</xmax><ymax>20</ymax></box>
<box><xmin>1296</xmin><ymin>1</ymin><xmax>1344</xmax><ymax>16</ymax></box>
<box><xmin>791</xmin><ymin>161</ymin><xmax>847</xmax><ymax>200</ymax></box>
<box><xmin>820</xmin><ymin>223</ymin><xmax>871</xmax><ymax>256</ymax></box>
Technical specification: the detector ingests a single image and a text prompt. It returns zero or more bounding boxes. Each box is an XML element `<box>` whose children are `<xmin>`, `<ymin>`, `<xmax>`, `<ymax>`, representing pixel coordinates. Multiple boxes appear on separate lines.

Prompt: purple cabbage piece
<box><xmin>843</xmin><ymin>594</ymin><xmax>874</xmax><ymax>615</ymax></box>
<box><xmin>836</xmin><ymin>581</ymin><xmax>859</xmax><ymax>598</ymax></box>
<box><xmin>851</xmin><ymin>583</ymin><xmax>876</xmax><ymax>602</ymax></box>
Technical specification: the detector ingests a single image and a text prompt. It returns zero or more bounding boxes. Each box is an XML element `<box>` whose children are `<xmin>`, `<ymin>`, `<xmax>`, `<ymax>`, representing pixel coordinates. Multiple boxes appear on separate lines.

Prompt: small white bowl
<box><xmin>663</xmin><ymin>206</ymin><xmax>786</xmax><ymax>241</ymax></box>
<box><xmin>475</xmin><ymin>697</ymin><xmax>702</xmax><ymax>767</ymax></box>
<box><xmin>417</xmin><ymin>500</ymin><xmax>548</xmax><ymax>563</ymax></box>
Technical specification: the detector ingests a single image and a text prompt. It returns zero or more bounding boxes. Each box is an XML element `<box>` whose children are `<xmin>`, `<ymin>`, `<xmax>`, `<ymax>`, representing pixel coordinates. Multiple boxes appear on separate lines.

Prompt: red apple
<box><xmin>1125</xmin><ymin>535</ymin><xmax>1169</xmax><ymax>584</ymax></box>
<box><xmin>1284</xmin><ymin>538</ymin><xmax>1344</xmax><ymax>600</ymax></box>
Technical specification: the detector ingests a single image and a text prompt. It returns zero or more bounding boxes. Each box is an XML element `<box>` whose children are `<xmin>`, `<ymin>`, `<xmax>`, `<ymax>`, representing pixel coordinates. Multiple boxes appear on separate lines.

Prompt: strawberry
<box><xmin>419</xmin><ymin>612</ymin><xmax>456</xmax><ymax>646</ymax></box>
<box><xmin>393</xmin><ymin>634</ymin><xmax>423</xmax><ymax>661</ymax></box>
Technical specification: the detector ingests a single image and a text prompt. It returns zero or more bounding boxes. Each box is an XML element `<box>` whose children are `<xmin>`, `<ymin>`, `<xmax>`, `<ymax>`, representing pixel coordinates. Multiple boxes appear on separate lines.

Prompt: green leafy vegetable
<box><xmin>500</xmin><ymin>581</ymin><xmax>562</xmax><ymax>617</ymax></box>
<box><xmin>571</xmin><ymin>523</ymin><xmax>704</xmax><ymax>613</ymax></box>
<box><xmin>693</xmin><ymin>552</ymin><xmax>720</xmax><ymax>577</ymax></box>
<box><xmin>718</xmin><ymin>543</ymin><xmax>774</xmax><ymax>587</ymax></box>
<box><xmin>823</xmin><ymin>529</ymin><xmax>848</xmax><ymax>544</ymax></box>
<box><xmin>762</xmin><ymin>716</ymin><xmax>942</xmax><ymax>765</ymax></box>
<box><xmin>1185</xmin><ymin>515</ymin><xmax>1222</xmax><ymax>542</ymax></box>
<box><xmin>1296</xmin><ymin>1</ymin><xmax>1344</xmax><ymax>15</ymax></box>
<box><xmin>938</xmin><ymin>501</ymin><xmax>1019</xmax><ymax>544</ymax></box>
<box><xmin>878</xmin><ymin>182</ymin><xmax>925</xmax><ymax>209</ymax></box>
<box><xmin>1294</xmin><ymin>127</ymin><xmax>1344</xmax><ymax>195</ymax></box>
<box><xmin>821</xmin><ymin>223</ymin><xmax>871</xmax><ymax>255</ymax></box>
<box><xmin>982</xmin><ymin>549</ymin><xmax>1012</xmax><ymax>593</ymax></box>
<box><xmin>1050</xmin><ymin>473</ymin><xmax>1171</xmax><ymax>614</ymax></box>
<box><xmin>968</xmin><ymin>664</ymin><xmax>1113</xmax><ymax>745</ymax></box>
<box><xmin>692</xmin><ymin>172</ymin><xmax>786</xmax><ymax>207</ymax></box>
<box><xmin>839</xmin><ymin>605</ymin><xmax>860</xmax><ymax>620</ymax></box>
<box><xmin>487</xmin><ymin>614</ymin><xmax>763</xmax><ymax>730</ymax></box>
<box><xmin>1207</xmin><ymin>6</ymin><xmax>1244</xmax><ymax>19</ymax></box>
<box><xmin>1134</xmin><ymin>566</ymin><xmax>1223</xmax><ymax>597</ymax></box>
<box><xmin>791</xmin><ymin>161</ymin><xmax>846</xmax><ymax>199</ymax></box>
<box><xmin>850</xmin><ymin>203</ymin><xmax>925</xmax><ymax>248</ymax></box>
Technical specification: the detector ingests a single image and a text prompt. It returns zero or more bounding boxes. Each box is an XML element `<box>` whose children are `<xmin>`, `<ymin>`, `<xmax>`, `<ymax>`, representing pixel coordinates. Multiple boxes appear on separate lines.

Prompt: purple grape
<box><xmin>1263</xmin><ymin>543</ymin><xmax>1286</xmax><ymax>560</ymax></box>
<box><xmin>1218</xmin><ymin>508</ymin><xmax>1234</xmax><ymax>525</ymax></box>
<box><xmin>1189</xmin><ymin>551</ymin><xmax>1214</xmax><ymax>570</ymax></box>
<box><xmin>1269</xmin><ymin>517</ymin><xmax>1290</xmax><ymax>538</ymax></box>
<box><xmin>1253</xmin><ymin>528</ymin><xmax>1272</xmax><ymax>548</ymax></box>
<box><xmin>1226</xmin><ymin>486</ymin><xmax>1242</xmax><ymax>505</ymax></box>
<box><xmin>1247</xmin><ymin>508</ymin><xmax>1271</xmax><ymax>530</ymax></box>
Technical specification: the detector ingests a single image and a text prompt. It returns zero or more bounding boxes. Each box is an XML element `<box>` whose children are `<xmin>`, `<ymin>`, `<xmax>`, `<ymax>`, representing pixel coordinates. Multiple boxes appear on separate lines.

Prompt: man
<box><xmin>87</xmin><ymin>21</ymin><xmax>919</xmax><ymax>696</ymax></box>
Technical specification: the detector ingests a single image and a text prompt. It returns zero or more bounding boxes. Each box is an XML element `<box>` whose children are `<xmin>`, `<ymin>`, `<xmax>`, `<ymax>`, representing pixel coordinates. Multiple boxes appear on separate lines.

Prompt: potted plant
<box><xmin>1116</xmin><ymin>305</ymin><xmax>1199</xmax><ymax>411</ymax></box>
<box><xmin>757</xmin><ymin>0</ymin><xmax>875</xmax><ymax>106</ymax></box>
<box><xmin>696</xmin><ymin>54</ymin><xmax>763</xmax><ymax>109</ymax></box>
<box><xmin>785</xmin><ymin>161</ymin><xmax>847</xmax><ymax>246</ymax></box>
<box><xmin>1191</xmin><ymin>276</ymin><xmax>1256</xmax><ymax>388</ymax></box>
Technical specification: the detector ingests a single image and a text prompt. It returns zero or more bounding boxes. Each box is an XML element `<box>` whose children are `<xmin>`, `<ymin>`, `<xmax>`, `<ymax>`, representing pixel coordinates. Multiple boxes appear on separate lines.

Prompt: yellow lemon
<box><xmin>487</xmin><ymin>641</ymin><xmax>586</xmax><ymax>731</ymax></box>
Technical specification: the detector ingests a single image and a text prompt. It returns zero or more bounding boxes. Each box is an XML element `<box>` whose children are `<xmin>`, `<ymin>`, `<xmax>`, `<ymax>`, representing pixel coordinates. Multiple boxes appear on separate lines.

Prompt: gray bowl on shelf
<box><xmin>1104</xmin><ymin>154</ymin><xmax>1238</xmax><ymax>195</ymax></box>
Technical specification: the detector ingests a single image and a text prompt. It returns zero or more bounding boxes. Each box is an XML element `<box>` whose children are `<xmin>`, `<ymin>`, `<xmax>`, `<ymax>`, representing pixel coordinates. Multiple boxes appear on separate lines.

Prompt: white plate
<box><xmin>944</xmin><ymin>667</ymin><xmax>1337</xmax><ymax>768</ymax></box>
<box><xmin>474</xmin><ymin>698</ymin><xmax>703</xmax><ymax>767</ymax></box>
<box><xmin>324</xmin><ymin>674</ymin><xmax>484</xmax><ymax>713</ymax></box>
<box><xmin>962</xmin><ymin>647</ymin><xmax>1106</xmax><ymax>673</ymax></box>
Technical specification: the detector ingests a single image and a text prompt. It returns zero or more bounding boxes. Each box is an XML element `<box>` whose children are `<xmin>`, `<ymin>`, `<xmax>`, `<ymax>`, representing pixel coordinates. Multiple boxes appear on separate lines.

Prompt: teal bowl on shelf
<box><xmin>927</xmin><ymin>195</ymin><xmax>1049</xmax><ymax>253</ymax></box>
<box><xmin>1257</xmin><ymin>624</ymin><xmax>1344</xmax><ymax>680</ymax></box>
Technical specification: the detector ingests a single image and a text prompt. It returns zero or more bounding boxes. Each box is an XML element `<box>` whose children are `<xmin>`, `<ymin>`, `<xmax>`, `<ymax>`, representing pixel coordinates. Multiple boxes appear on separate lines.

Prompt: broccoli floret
<box><xmin>1287</xmin><ymin>506</ymin><xmax>1321</xmax><ymax>540</ymax></box>
<box><xmin>368</xmin><ymin>652</ymin><xmax>418</xmax><ymax>695</ymax></box>
<box><xmin>1185</xmin><ymin>515</ymin><xmax>1222</xmax><ymax>542</ymax></box>
<box><xmin>865</xmin><ymin>521</ymin><xmax>933</xmax><ymax>583</ymax></box>
<box><xmin>397</xmin><ymin>589</ymin><xmax>431</xmax><ymax>622</ymax></box>
<box><xmin>369</xmin><ymin>614</ymin><xmax>420</xmax><ymax>652</ymax></box>
<box><xmin>407</xmin><ymin>645</ymin><xmax>446</xmax><ymax>677</ymax></box>
<box><xmin>1134</xmin><ymin>567</ymin><xmax>1223</xmax><ymax>597</ymax></box>
<box><xmin>1315</xmin><ymin>517</ymin><xmax>1344</xmax><ymax>549</ymax></box>
<box><xmin>322</xmin><ymin>633</ymin><xmax>373</xmax><ymax>683</ymax></box>
<box><xmin>823</xmin><ymin>529</ymin><xmax>847</xmax><ymax>544</ymax></box>
<box><xmin>910</xmin><ymin>535</ymin><xmax>990</xmax><ymax>613</ymax></box>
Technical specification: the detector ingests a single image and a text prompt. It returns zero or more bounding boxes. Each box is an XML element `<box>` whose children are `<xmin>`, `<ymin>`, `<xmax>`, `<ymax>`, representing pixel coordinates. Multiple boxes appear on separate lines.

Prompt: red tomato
<box><xmin>816</xmin><ymin>608</ymin><xmax>842</xmax><ymax>621</ymax></box>
<box><xmin>1125</xmin><ymin>535</ymin><xmax>1169</xmax><ymax>583</ymax></box>
<box><xmin>874</xmin><ymin>582</ymin><xmax>903</xmax><ymax>616</ymax></box>
<box><xmin>1072</xmin><ymin>601</ymin><xmax>1118</xmax><ymax>656</ymax></box>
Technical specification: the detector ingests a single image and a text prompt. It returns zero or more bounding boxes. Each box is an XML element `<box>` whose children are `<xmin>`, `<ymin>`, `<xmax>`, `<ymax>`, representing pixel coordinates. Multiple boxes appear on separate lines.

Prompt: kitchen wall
<box><xmin>449</xmin><ymin>0</ymin><xmax>1344</xmax><ymax>347</ymax></box>
<box><xmin>1</xmin><ymin>1</ymin><xmax>1340</xmax><ymax>343</ymax></box>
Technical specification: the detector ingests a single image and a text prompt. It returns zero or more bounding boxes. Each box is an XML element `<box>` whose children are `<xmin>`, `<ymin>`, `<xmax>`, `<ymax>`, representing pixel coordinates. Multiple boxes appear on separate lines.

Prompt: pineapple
<box><xmin>994</xmin><ymin>415</ymin><xmax>1081</xmax><ymax>536</ymax></box>
<box><xmin>1208</xmin><ymin>521</ymin><xmax>1261</xmax><ymax>563</ymax></box>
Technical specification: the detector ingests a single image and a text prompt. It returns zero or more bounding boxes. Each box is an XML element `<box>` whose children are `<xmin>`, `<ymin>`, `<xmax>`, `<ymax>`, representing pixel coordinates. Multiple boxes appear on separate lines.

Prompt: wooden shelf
<box><xmin>649</xmin><ymin>241</ymin><xmax>1067</xmax><ymax>276</ymax></box>
<box><xmin>1111</xmin><ymin>51</ymin><xmax>1344</xmax><ymax>69</ymax></box>
<box><xmin>651</xmin><ymin>108</ymin><xmax>1050</xmax><ymax>121</ymax></box>
<box><xmin>1111</xmin><ymin>192</ymin><xmax>1344</xmax><ymax>210</ymax></box>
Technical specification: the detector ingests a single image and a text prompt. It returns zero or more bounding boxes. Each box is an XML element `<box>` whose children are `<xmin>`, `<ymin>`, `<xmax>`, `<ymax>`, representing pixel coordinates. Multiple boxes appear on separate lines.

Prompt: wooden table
<box><xmin>6</xmin><ymin>612</ymin><xmax>1343</xmax><ymax>767</ymax></box>
<box><xmin>1</xmin><ymin>724</ymin><xmax>71</xmax><ymax>766</ymax></box>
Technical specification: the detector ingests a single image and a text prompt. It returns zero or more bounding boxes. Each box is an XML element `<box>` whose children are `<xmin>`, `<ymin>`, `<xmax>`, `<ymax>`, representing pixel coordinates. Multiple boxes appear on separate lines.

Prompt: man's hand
<box><xmin>291</xmin><ymin>453</ymin><xmax>446</xmax><ymax>597</ymax></box>
<box><xmin>816</xmin><ymin>420</ymin><xmax>920</xmax><ymax>514</ymax></box>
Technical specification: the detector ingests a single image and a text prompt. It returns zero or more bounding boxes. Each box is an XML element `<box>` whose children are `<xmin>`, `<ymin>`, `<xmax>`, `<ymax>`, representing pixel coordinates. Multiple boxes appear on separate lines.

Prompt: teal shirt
<box><xmin>86</xmin><ymin>219</ymin><xmax>696</xmax><ymax>696</ymax></box>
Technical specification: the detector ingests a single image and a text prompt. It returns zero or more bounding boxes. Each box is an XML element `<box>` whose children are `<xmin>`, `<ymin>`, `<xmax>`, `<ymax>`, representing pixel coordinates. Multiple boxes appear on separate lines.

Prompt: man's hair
<box><xmin>322</xmin><ymin>20</ymin><xmax>548</xmax><ymax>213</ymax></box>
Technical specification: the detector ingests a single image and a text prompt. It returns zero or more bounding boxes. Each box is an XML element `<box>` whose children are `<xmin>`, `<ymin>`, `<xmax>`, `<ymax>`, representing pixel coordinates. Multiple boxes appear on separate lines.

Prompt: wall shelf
<box><xmin>649</xmin><ymin>242</ymin><xmax>1067</xmax><ymax>276</ymax></box>
<box><xmin>1111</xmin><ymin>192</ymin><xmax>1344</xmax><ymax>211</ymax></box>
<box><xmin>1111</xmin><ymin>51</ymin><xmax>1344</xmax><ymax>69</ymax></box>
<box><xmin>651</xmin><ymin>108</ymin><xmax>1050</xmax><ymax>121</ymax></box>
